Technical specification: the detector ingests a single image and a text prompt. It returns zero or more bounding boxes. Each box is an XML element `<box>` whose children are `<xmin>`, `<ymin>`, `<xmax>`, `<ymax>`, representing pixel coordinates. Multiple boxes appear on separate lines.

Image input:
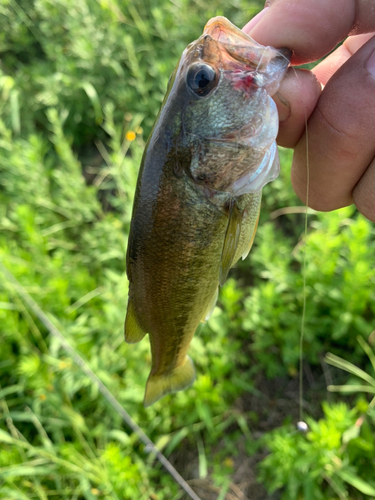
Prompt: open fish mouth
<box><xmin>203</xmin><ymin>16</ymin><xmax>291</xmax><ymax>96</ymax></box>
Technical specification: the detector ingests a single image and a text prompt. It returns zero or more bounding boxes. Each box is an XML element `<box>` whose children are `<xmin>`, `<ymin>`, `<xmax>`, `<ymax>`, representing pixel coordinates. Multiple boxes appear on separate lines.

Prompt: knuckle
<box><xmin>314</xmin><ymin>107</ymin><xmax>359</xmax><ymax>163</ymax></box>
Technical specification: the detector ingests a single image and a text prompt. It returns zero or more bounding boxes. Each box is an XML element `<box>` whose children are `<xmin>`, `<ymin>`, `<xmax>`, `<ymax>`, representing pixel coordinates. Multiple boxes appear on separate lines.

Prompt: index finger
<box><xmin>243</xmin><ymin>0</ymin><xmax>375</xmax><ymax>65</ymax></box>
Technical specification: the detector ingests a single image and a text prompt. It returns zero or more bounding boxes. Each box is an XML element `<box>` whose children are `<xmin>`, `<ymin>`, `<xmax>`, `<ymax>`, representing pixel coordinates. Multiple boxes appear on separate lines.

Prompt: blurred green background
<box><xmin>1</xmin><ymin>1</ymin><xmax>375</xmax><ymax>499</ymax></box>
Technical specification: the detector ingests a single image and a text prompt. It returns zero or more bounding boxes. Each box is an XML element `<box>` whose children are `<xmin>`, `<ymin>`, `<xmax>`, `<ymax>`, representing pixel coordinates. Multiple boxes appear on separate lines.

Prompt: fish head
<box><xmin>185</xmin><ymin>16</ymin><xmax>290</xmax><ymax>98</ymax></box>
<box><xmin>168</xmin><ymin>16</ymin><xmax>291</xmax><ymax>195</ymax></box>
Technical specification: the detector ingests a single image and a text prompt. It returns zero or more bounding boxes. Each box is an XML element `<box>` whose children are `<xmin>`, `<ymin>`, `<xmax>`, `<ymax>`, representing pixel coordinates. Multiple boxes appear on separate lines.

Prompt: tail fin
<box><xmin>144</xmin><ymin>356</ymin><xmax>196</xmax><ymax>407</ymax></box>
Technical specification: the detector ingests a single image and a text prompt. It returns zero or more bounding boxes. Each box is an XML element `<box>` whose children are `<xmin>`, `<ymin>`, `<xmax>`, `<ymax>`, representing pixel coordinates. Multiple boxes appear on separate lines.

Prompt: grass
<box><xmin>1</xmin><ymin>1</ymin><xmax>375</xmax><ymax>499</ymax></box>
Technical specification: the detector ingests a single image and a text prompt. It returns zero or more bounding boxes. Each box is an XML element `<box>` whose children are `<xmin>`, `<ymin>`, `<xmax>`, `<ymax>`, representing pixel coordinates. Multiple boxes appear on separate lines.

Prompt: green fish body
<box><xmin>125</xmin><ymin>17</ymin><xmax>290</xmax><ymax>406</ymax></box>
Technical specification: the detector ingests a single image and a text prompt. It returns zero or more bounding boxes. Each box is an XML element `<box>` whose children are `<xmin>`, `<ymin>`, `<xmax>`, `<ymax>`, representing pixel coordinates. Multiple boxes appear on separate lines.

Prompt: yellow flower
<box><xmin>126</xmin><ymin>130</ymin><xmax>136</xmax><ymax>141</ymax></box>
<box><xmin>39</xmin><ymin>394</ymin><xmax>46</xmax><ymax>401</ymax></box>
<box><xmin>58</xmin><ymin>360</ymin><xmax>71</xmax><ymax>370</ymax></box>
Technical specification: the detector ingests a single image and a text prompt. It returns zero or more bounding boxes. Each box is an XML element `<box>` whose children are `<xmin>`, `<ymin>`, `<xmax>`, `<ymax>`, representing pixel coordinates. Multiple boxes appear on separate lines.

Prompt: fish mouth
<box><xmin>202</xmin><ymin>16</ymin><xmax>291</xmax><ymax>95</ymax></box>
<box><xmin>204</xmin><ymin>16</ymin><xmax>291</xmax><ymax>67</ymax></box>
<box><xmin>204</xmin><ymin>16</ymin><xmax>255</xmax><ymax>47</ymax></box>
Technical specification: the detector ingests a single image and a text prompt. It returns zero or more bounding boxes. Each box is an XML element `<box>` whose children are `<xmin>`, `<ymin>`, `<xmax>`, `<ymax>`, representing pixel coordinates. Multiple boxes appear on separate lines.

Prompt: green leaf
<box><xmin>196</xmin><ymin>433</ymin><xmax>208</xmax><ymax>479</ymax></box>
<box><xmin>328</xmin><ymin>384</ymin><xmax>375</xmax><ymax>394</ymax></box>
<box><xmin>342</xmin><ymin>424</ymin><xmax>361</xmax><ymax>444</ymax></box>
<box><xmin>165</xmin><ymin>428</ymin><xmax>189</xmax><ymax>456</ymax></box>
<box><xmin>0</xmin><ymin>429</ymin><xmax>15</xmax><ymax>444</ymax></box>
<box><xmin>217</xmin><ymin>480</ymin><xmax>230</xmax><ymax>500</ymax></box>
<box><xmin>357</xmin><ymin>335</ymin><xmax>375</xmax><ymax>374</ymax></box>
<box><xmin>338</xmin><ymin>469</ymin><xmax>375</xmax><ymax>496</ymax></box>
<box><xmin>10</xmin><ymin>89</ymin><xmax>20</xmax><ymax>135</ymax></box>
<box><xmin>0</xmin><ymin>384</ymin><xmax>23</xmax><ymax>399</ymax></box>
<box><xmin>325</xmin><ymin>353</ymin><xmax>375</xmax><ymax>387</ymax></box>
<box><xmin>80</xmin><ymin>82</ymin><xmax>103</xmax><ymax>125</ymax></box>
<box><xmin>154</xmin><ymin>434</ymin><xmax>171</xmax><ymax>452</ymax></box>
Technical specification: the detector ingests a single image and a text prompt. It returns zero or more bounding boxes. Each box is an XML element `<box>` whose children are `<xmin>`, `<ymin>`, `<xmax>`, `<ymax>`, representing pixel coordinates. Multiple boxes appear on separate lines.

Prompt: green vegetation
<box><xmin>0</xmin><ymin>1</ymin><xmax>374</xmax><ymax>499</ymax></box>
<box><xmin>259</xmin><ymin>400</ymin><xmax>375</xmax><ymax>500</ymax></box>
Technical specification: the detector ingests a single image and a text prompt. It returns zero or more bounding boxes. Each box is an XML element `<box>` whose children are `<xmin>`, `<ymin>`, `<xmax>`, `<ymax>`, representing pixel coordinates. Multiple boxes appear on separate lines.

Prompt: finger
<box><xmin>353</xmin><ymin>158</ymin><xmax>375</xmax><ymax>222</ymax></box>
<box><xmin>275</xmin><ymin>34</ymin><xmax>373</xmax><ymax>149</ymax></box>
<box><xmin>312</xmin><ymin>45</ymin><xmax>352</xmax><ymax>87</ymax></box>
<box><xmin>244</xmin><ymin>0</ymin><xmax>375</xmax><ymax>65</ymax></box>
<box><xmin>291</xmin><ymin>35</ymin><xmax>375</xmax><ymax>211</ymax></box>
<box><xmin>242</xmin><ymin>7</ymin><xmax>269</xmax><ymax>33</ymax></box>
<box><xmin>275</xmin><ymin>33</ymin><xmax>373</xmax><ymax>148</ymax></box>
<box><xmin>344</xmin><ymin>32</ymin><xmax>375</xmax><ymax>53</ymax></box>
<box><xmin>273</xmin><ymin>68</ymin><xmax>321</xmax><ymax>148</ymax></box>
<box><xmin>313</xmin><ymin>33</ymin><xmax>375</xmax><ymax>86</ymax></box>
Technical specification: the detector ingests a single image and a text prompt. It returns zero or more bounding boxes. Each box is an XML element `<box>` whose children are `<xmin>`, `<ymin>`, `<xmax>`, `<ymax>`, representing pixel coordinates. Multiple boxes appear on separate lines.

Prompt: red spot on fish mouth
<box><xmin>227</xmin><ymin>71</ymin><xmax>255</xmax><ymax>96</ymax></box>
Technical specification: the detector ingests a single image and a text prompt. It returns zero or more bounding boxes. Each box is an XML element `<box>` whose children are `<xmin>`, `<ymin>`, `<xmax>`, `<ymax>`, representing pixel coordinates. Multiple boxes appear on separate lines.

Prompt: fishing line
<box><xmin>298</xmin><ymin>106</ymin><xmax>310</xmax><ymax>425</ymax></box>
<box><xmin>278</xmin><ymin>62</ymin><xmax>310</xmax><ymax>426</ymax></box>
<box><xmin>274</xmin><ymin>53</ymin><xmax>310</xmax><ymax>426</ymax></box>
<box><xmin>0</xmin><ymin>261</ymin><xmax>202</xmax><ymax>500</ymax></box>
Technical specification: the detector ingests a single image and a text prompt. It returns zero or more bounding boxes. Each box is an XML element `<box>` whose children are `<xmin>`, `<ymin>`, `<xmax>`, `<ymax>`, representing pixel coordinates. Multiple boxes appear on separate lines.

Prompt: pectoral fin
<box><xmin>124</xmin><ymin>299</ymin><xmax>147</xmax><ymax>344</ymax></box>
<box><xmin>201</xmin><ymin>287</ymin><xmax>218</xmax><ymax>323</ymax></box>
<box><xmin>219</xmin><ymin>199</ymin><xmax>243</xmax><ymax>286</ymax></box>
<box><xmin>241</xmin><ymin>213</ymin><xmax>260</xmax><ymax>260</ymax></box>
<box><xmin>144</xmin><ymin>356</ymin><xmax>195</xmax><ymax>407</ymax></box>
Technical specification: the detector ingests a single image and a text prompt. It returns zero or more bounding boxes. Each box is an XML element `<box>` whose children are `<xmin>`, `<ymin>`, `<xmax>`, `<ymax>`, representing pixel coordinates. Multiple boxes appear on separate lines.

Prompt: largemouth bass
<box><xmin>125</xmin><ymin>16</ymin><xmax>290</xmax><ymax>407</ymax></box>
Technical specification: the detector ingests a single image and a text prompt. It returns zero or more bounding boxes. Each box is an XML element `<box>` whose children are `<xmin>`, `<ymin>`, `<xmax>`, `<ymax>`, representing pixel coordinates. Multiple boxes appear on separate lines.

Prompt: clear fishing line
<box><xmin>274</xmin><ymin>54</ymin><xmax>310</xmax><ymax>425</ymax></box>
<box><xmin>299</xmin><ymin>106</ymin><xmax>310</xmax><ymax>425</ymax></box>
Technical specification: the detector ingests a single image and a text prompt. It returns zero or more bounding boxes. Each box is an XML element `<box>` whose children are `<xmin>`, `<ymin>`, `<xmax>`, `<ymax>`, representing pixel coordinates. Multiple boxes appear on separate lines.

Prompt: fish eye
<box><xmin>186</xmin><ymin>63</ymin><xmax>217</xmax><ymax>97</ymax></box>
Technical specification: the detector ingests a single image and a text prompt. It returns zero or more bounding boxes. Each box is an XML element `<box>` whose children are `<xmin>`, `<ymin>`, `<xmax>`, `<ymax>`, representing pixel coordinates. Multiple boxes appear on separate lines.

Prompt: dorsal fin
<box><xmin>219</xmin><ymin>199</ymin><xmax>243</xmax><ymax>286</ymax></box>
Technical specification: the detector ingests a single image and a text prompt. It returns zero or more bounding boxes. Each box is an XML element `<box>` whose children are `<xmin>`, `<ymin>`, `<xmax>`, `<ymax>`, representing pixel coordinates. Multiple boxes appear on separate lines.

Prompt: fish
<box><xmin>125</xmin><ymin>16</ymin><xmax>290</xmax><ymax>407</ymax></box>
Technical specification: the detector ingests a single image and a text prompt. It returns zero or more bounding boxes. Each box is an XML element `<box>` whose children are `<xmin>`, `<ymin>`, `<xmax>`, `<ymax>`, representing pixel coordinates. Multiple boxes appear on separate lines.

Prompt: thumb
<box><xmin>291</xmin><ymin>34</ymin><xmax>375</xmax><ymax>221</ymax></box>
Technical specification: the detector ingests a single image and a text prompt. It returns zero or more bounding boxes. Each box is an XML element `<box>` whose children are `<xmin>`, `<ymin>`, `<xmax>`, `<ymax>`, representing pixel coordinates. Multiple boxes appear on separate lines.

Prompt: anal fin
<box><xmin>124</xmin><ymin>299</ymin><xmax>147</xmax><ymax>344</ymax></box>
<box><xmin>219</xmin><ymin>199</ymin><xmax>243</xmax><ymax>286</ymax></box>
<box><xmin>144</xmin><ymin>356</ymin><xmax>195</xmax><ymax>407</ymax></box>
<box><xmin>200</xmin><ymin>287</ymin><xmax>218</xmax><ymax>323</ymax></box>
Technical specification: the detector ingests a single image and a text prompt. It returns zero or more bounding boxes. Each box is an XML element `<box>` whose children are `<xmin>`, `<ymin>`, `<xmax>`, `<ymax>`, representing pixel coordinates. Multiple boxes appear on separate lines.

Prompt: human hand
<box><xmin>243</xmin><ymin>0</ymin><xmax>375</xmax><ymax>222</ymax></box>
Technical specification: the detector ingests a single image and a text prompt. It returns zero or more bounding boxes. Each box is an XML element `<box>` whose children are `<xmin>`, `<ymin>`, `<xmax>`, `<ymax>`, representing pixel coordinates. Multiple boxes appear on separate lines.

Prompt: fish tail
<box><xmin>143</xmin><ymin>356</ymin><xmax>196</xmax><ymax>407</ymax></box>
<box><xmin>124</xmin><ymin>299</ymin><xmax>147</xmax><ymax>344</ymax></box>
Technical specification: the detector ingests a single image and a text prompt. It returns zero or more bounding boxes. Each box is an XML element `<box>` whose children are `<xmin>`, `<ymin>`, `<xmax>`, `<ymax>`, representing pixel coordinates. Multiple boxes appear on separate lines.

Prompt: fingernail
<box><xmin>273</xmin><ymin>92</ymin><xmax>291</xmax><ymax>122</ymax></box>
<box><xmin>242</xmin><ymin>8</ymin><xmax>269</xmax><ymax>34</ymax></box>
<box><xmin>365</xmin><ymin>48</ymin><xmax>375</xmax><ymax>78</ymax></box>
